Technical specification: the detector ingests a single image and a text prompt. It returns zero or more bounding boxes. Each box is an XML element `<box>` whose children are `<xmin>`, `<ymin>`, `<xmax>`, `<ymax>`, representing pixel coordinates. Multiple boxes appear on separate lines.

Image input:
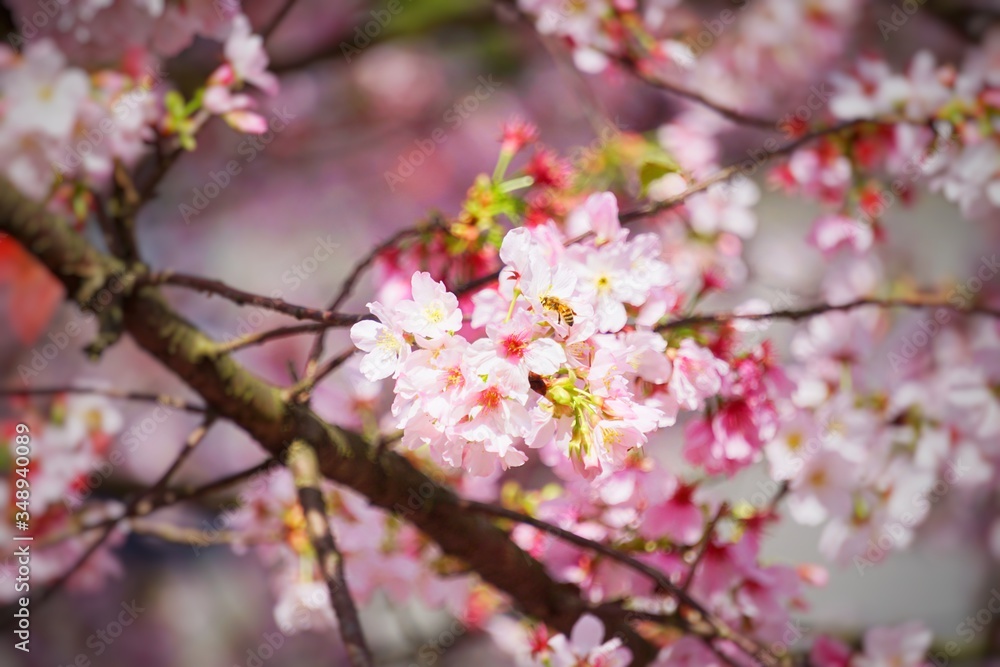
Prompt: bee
<box><xmin>539</xmin><ymin>295</ymin><xmax>575</xmax><ymax>327</ymax></box>
<box><xmin>528</xmin><ymin>372</ymin><xmax>548</xmax><ymax>396</ymax></box>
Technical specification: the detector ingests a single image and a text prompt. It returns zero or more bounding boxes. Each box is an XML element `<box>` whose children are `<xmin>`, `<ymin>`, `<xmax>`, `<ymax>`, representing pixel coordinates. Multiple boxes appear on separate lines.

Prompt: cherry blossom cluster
<box><xmin>0</xmin><ymin>2</ymin><xmax>277</xmax><ymax>205</ymax></box>
<box><xmin>491</xmin><ymin>613</ymin><xmax>632</xmax><ymax>667</ymax></box>
<box><xmin>5</xmin><ymin>1</ymin><xmax>1000</xmax><ymax>664</ymax></box>
<box><xmin>773</xmin><ymin>30</ymin><xmax>1000</xmax><ymax>263</ymax></box>
<box><xmin>493</xmin><ymin>614</ymin><xmax>933</xmax><ymax>667</ymax></box>
<box><xmin>515</xmin><ymin>0</ymin><xmax>863</xmax><ymax>110</ymax></box>
<box><xmin>351</xmin><ymin>191</ymin><xmax>741</xmax><ymax>478</ymax></box>
<box><xmin>0</xmin><ymin>395</ymin><xmax>126</xmax><ymax>599</ymax></box>
<box><xmin>495</xmin><ymin>456</ymin><xmax>809</xmax><ymax>656</ymax></box>
<box><xmin>0</xmin><ymin>38</ymin><xmax>156</xmax><ymax>200</ymax></box>
<box><xmin>230</xmin><ymin>465</ymin><xmax>494</xmax><ymax>635</ymax></box>
<box><xmin>764</xmin><ymin>306</ymin><xmax>1000</xmax><ymax>567</ymax></box>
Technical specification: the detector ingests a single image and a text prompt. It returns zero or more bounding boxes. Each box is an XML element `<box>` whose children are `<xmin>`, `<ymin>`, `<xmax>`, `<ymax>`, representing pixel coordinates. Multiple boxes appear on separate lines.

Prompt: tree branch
<box><xmin>37</xmin><ymin>415</ymin><xmax>215</xmax><ymax>605</ymax></box>
<box><xmin>0</xmin><ymin>385</ymin><xmax>208</xmax><ymax>413</ymax></box>
<box><xmin>145</xmin><ymin>270</ymin><xmax>369</xmax><ymax>325</ymax></box>
<box><xmin>657</xmin><ymin>297</ymin><xmax>1000</xmax><ymax>331</ymax></box>
<box><xmin>610</xmin><ymin>53</ymin><xmax>779</xmax><ymax>129</ymax></box>
<box><xmin>288</xmin><ymin>441</ymin><xmax>373</xmax><ymax>667</ymax></box>
<box><xmin>0</xmin><ymin>178</ymin><xmax>659</xmax><ymax>664</ymax></box>
<box><xmin>620</xmin><ymin>119</ymin><xmax>871</xmax><ymax>222</ymax></box>
<box><xmin>216</xmin><ymin>322</ymin><xmax>328</xmax><ymax>354</ymax></box>
<box><xmin>505</xmin><ymin>0</ymin><xmax>779</xmax><ymax>129</ymax></box>
<box><xmin>460</xmin><ymin>499</ymin><xmax>775</xmax><ymax>665</ymax></box>
<box><xmin>304</xmin><ymin>221</ymin><xmax>440</xmax><ymax>382</ymax></box>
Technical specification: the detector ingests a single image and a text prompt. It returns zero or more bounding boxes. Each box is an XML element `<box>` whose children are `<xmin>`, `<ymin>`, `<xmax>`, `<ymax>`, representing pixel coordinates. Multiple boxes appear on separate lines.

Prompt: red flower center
<box><xmin>502</xmin><ymin>333</ymin><xmax>528</xmax><ymax>359</ymax></box>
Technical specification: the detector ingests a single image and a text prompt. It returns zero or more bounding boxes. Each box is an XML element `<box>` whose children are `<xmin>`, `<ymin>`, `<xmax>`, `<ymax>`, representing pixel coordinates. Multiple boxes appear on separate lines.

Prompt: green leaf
<box><xmin>164</xmin><ymin>90</ymin><xmax>186</xmax><ymax>117</ymax></box>
<box><xmin>638</xmin><ymin>156</ymin><xmax>680</xmax><ymax>195</ymax></box>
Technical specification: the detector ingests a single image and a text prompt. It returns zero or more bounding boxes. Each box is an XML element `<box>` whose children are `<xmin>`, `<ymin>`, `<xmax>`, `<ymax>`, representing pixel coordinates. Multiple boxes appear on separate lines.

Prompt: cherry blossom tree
<box><xmin>1</xmin><ymin>1</ymin><xmax>999</xmax><ymax>666</ymax></box>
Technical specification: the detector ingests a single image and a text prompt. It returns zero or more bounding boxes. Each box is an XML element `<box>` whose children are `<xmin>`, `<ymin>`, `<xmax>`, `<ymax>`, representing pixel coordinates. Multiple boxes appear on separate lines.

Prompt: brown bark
<box><xmin>0</xmin><ymin>179</ymin><xmax>659</xmax><ymax>665</ymax></box>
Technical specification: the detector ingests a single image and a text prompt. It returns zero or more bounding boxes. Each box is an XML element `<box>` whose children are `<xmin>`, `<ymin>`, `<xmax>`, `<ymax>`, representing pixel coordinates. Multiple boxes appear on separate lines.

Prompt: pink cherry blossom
<box><xmin>394</xmin><ymin>271</ymin><xmax>463</xmax><ymax>344</ymax></box>
<box><xmin>223</xmin><ymin>14</ymin><xmax>278</xmax><ymax>96</ymax></box>
<box><xmin>854</xmin><ymin>622</ymin><xmax>933</xmax><ymax>667</ymax></box>
<box><xmin>351</xmin><ymin>302</ymin><xmax>411</xmax><ymax>380</ymax></box>
<box><xmin>546</xmin><ymin>614</ymin><xmax>632</xmax><ymax>667</ymax></box>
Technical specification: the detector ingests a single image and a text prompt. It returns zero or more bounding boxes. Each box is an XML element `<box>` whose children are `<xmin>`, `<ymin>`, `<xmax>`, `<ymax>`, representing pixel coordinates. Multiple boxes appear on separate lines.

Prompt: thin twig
<box><xmin>304</xmin><ymin>221</ymin><xmax>441</xmax><ymax>382</ymax></box>
<box><xmin>134</xmin><ymin>4</ymin><xmax>291</xmax><ymax>208</ymax></box>
<box><xmin>34</xmin><ymin>523</ymin><xmax>120</xmax><ymax>607</ymax></box>
<box><xmin>446</xmin><ymin>120</ymin><xmax>872</xmax><ymax>299</ymax></box>
<box><xmin>146</xmin><ymin>271</ymin><xmax>369</xmax><ymax>325</ymax></box>
<box><xmin>134</xmin><ymin>416</ymin><xmax>218</xmax><ymax>515</ymax></box>
<box><xmin>460</xmin><ymin>499</ymin><xmax>776</xmax><ymax>666</ymax></box>
<box><xmin>620</xmin><ymin>119</ymin><xmax>870</xmax><ymax>222</ymax></box>
<box><xmin>44</xmin><ymin>460</ymin><xmax>280</xmax><ymax>548</ymax></box>
<box><xmin>507</xmin><ymin>0</ymin><xmax>777</xmax><ymax>129</ymax></box>
<box><xmin>681</xmin><ymin>504</ymin><xmax>727</xmax><ymax>593</ymax></box>
<box><xmin>287</xmin><ymin>441</ymin><xmax>373</xmax><ymax>667</ymax></box>
<box><xmin>37</xmin><ymin>417</ymin><xmax>216</xmax><ymax>605</ymax></box>
<box><xmin>657</xmin><ymin>297</ymin><xmax>1000</xmax><ymax>332</ymax></box>
<box><xmin>109</xmin><ymin>159</ymin><xmax>142</xmax><ymax>262</ymax></box>
<box><xmin>0</xmin><ymin>386</ymin><xmax>207</xmax><ymax>413</ymax></box>
<box><xmin>289</xmin><ymin>348</ymin><xmax>356</xmax><ymax>401</ymax></box>
<box><xmin>611</xmin><ymin>53</ymin><xmax>779</xmax><ymax>129</ymax></box>
<box><xmin>260</xmin><ymin>0</ymin><xmax>298</xmax><ymax>41</ymax></box>
<box><xmin>215</xmin><ymin>322</ymin><xmax>328</xmax><ymax>354</ymax></box>
<box><xmin>129</xmin><ymin>521</ymin><xmax>249</xmax><ymax>547</ymax></box>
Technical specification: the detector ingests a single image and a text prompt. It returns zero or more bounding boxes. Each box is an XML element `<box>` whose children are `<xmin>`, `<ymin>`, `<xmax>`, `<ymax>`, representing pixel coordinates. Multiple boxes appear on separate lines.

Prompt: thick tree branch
<box><xmin>460</xmin><ymin>499</ymin><xmax>776</xmax><ymax>665</ymax></box>
<box><xmin>0</xmin><ymin>179</ymin><xmax>659</xmax><ymax>665</ymax></box>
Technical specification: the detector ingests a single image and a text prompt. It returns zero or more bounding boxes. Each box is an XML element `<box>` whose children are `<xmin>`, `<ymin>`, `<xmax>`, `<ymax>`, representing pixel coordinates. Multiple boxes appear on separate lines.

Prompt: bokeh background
<box><xmin>1</xmin><ymin>0</ymin><xmax>998</xmax><ymax>665</ymax></box>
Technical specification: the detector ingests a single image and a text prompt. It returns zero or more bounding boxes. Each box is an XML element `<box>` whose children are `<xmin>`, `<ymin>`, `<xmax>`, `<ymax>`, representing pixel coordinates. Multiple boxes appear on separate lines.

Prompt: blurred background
<box><xmin>1</xmin><ymin>0</ymin><xmax>998</xmax><ymax>665</ymax></box>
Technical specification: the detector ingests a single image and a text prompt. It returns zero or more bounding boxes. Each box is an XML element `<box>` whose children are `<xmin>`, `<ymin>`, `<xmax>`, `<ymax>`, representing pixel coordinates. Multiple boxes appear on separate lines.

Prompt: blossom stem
<box><xmin>656</xmin><ymin>297</ymin><xmax>1000</xmax><ymax>331</ymax></box>
<box><xmin>287</xmin><ymin>441</ymin><xmax>374</xmax><ymax>667</ymax></box>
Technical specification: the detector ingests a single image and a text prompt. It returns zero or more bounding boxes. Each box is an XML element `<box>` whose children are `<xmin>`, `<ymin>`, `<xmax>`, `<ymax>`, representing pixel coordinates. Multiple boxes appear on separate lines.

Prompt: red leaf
<box><xmin>0</xmin><ymin>237</ymin><xmax>64</xmax><ymax>344</ymax></box>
